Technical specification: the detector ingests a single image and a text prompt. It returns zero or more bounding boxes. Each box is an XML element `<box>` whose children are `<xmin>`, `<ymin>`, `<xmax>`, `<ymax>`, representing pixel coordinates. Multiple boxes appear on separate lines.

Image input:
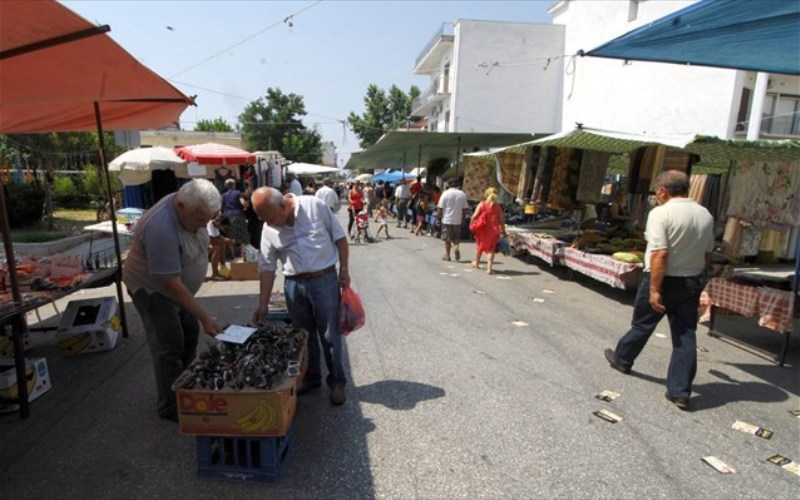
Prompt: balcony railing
<box><xmin>415</xmin><ymin>22</ymin><xmax>454</xmax><ymax>69</ymax></box>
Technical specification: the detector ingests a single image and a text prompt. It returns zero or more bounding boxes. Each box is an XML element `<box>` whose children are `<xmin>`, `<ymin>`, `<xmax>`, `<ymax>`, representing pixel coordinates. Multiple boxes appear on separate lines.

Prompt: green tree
<box><xmin>348</xmin><ymin>84</ymin><xmax>420</xmax><ymax>149</ymax></box>
<box><xmin>238</xmin><ymin>88</ymin><xmax>322</xmax><ymax>163</ymax></box>
<box><xmin>194</xmin><ymin>117</ymin><xmax>234</xmax><ymax>132</ymax></box>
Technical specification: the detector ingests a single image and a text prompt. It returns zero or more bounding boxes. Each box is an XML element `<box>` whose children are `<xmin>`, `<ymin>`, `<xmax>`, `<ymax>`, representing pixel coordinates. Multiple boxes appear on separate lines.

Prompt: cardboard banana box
<box><xmin>172</xmin><ymin>333</ymin><xmax>307</xmax><ymax>438</ymax></box>
<box><xmin>0</xmin><ymin>357</ymin><xmax>52</xmax><ymax>413</ymax></box>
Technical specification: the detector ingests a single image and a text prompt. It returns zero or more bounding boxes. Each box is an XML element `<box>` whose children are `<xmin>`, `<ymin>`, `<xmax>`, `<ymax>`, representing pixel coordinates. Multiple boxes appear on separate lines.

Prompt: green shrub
<box><xmin>6</xmin><ymin>183</ymin><xmax>45</xmax><ymax>228</ymax></box>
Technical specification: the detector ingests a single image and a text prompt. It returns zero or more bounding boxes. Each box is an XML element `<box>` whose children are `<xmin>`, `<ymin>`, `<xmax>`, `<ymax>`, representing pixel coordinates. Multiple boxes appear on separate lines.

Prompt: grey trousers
<box><xmin>130</xmin><ymin>288</ymin><xmax>199</xmax><ymax>418</ymax></box>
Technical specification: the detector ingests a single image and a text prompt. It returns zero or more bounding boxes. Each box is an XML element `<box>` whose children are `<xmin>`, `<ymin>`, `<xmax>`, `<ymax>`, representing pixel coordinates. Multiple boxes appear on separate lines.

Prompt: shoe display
<box><xmin>330</xmin><ymin>384</ymin><xmax>346</xmax><ymax>406</ymax></box>
<box><xmin>604</xmin><ymin>348</ymin><xmax>631</xmax><ymax>374</ymax></box>
<box><xmin>298</xmin><ymin>379</ymin><xmax>322</xmax><ymax>395</ymax></box>
<box><xmin>664</xmin><ymin>392</ymin><xmax>689</xmax><ymax>410</ymax></box>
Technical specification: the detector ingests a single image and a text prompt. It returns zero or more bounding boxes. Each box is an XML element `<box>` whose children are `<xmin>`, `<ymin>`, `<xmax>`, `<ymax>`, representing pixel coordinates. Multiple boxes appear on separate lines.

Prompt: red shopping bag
<box><xmin>339</xmin><ymin>285</ymin><xmax>366</xmax><ymax>335</ymax></box>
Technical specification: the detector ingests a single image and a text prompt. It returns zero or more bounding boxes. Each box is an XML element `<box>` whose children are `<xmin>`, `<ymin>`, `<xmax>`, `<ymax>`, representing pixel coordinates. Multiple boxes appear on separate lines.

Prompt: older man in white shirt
<box><xmin>250</xmin><ymin>187</ymin><xmax>351</xmax><ymax>406</ymax></box>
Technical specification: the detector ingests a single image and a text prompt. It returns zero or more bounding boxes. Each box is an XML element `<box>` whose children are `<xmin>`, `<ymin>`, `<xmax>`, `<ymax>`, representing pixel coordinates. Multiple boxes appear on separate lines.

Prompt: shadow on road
<box><xmin>628</xmin><ymin>369</ymin><xmax>790</xmax><ymax>411</ymax></box>
<box><xmin>356</xmin><ymin>380</ymin><xmax>445</xmax><ymax>410</ymax></box>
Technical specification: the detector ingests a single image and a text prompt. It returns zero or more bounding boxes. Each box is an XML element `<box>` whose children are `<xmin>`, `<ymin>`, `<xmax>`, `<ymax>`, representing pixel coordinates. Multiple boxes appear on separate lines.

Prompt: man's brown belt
<box><xmin>287</xmin><ymin>265</ymin><xmax>336</xmax><ymax>280</ymax></box>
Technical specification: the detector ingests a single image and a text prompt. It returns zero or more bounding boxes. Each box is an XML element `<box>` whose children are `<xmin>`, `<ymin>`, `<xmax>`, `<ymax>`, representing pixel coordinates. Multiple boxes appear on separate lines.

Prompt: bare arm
<box><xmin>251</xmin><ymin>270</ymin><xmax>277</xmax><ymax>326</ymax></box>
<box><xmin>162</xmin><ymin>277</ymin><xmax>222</xmax><ymax>336</ymax></box>
<box><xmin>335</xmin><ymin>236</ymin><xmax>350</xmax><ymax>288</ymax></box>
<box><xmin>648</xmin><ymin>249</ymin><xmax>668</xmax><ymax>313</ymax></box>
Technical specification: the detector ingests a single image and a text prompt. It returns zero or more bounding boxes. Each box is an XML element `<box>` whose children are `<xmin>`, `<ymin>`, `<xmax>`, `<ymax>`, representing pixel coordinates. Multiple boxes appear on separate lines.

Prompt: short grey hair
<box><xmin>177</xmin><ymin>179</ymin><xmax>221</xmax><ymax>214</ymax></box>
<box><xmin>224</xmin><ymin>178</ymin><xmax>236</xmax><ymax>189</ymax></box>
<box><xmin>656</xmin><ymin>170</ymin><xmax>690</xmax><ymax>196</ymax></box>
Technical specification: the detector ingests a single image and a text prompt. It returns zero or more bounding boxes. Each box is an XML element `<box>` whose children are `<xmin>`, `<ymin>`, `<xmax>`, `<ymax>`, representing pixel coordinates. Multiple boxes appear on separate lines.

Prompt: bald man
<box><xmin>605</xmin><ymin>170</ymin><xmax>714</xmax><ymax>411</ymax></box>
<box><xmin>250</xmin><ymin>187</ymin><xmax>351</xmax><ymax>406</ymax></box>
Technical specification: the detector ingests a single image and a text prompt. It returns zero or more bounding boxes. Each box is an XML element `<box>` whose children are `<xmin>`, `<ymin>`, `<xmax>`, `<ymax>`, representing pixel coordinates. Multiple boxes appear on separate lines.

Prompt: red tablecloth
<box><xmin>561</xmin><ymin>247</ymin><xmax>643</xmax><ymax>290</ymax></box>
<box><xmin>699</xmin><ymin>277</ymin><xmax>795</xmax><ymax>334</ymax></box>
<box><xmin>511</xmin><ymin>232</ymin><xmax>567</xmax><ymax>266</ymax></box>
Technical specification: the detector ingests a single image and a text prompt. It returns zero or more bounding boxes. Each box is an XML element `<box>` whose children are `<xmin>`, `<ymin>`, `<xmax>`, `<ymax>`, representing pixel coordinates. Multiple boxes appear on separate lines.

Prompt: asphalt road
<box><xmin>1</xmin><ymin>209</ymin><xmax>798</xmax><ymax>498</ymax></box>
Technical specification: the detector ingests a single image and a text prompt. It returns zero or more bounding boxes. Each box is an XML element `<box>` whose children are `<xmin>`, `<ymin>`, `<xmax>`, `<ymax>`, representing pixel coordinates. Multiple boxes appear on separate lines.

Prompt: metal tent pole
<box><xmin>93</xmin><ymin>102</ymin><xmax>129</xmax><ymax>338</ymax></box>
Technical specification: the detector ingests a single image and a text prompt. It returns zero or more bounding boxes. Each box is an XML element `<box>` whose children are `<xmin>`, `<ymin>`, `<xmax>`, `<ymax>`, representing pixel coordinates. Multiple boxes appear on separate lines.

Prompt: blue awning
<box><xmin>584</xmin><ymin>0</ymin><xmax>800</xmax><ymax>76</ymax></box>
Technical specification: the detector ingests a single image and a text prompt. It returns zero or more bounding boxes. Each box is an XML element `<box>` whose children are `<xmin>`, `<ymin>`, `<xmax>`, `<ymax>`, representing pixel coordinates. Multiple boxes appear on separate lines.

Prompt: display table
<box><xmin>510</xmin><ymin>232</ymin><xmax>568</xmax><ymax>267</ymax></box>
<box><xmin>561</xmin><ymin>247</ymin><xmax>643</xmax><ymax>290</ymax></box>
<box><xmin>700</xmin><ymin>277</ymin><xmax>795</xmax><ymax>365</ymax></box>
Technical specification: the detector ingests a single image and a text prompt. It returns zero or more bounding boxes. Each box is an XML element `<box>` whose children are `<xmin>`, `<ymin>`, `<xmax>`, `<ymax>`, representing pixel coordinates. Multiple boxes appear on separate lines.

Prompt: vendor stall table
<box><xmin>700</xmin><ymin>276</ymin><xmax>796</xmax><ymax>365</ymax></box>
<box><xmin>510</xmin><ymin>232</ymin><xmax>568</xmax><ymax>267</ymax></box>
<box><xmin>561</xmin><ymin>247</ymin><xmax>643</xmax><ymax>290</ymax></box>
<box><xmin>0</xmin><ymin>267</ymin><xmax>120</xmax><ymax>416</ymax></box>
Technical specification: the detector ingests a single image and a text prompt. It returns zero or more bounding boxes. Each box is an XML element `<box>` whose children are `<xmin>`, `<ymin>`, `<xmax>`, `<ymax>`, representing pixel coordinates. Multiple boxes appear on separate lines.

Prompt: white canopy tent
<box><xmin>287</xmin><ymin>162</ymin><xmax>341</xmax><ymax>175</ymax></box>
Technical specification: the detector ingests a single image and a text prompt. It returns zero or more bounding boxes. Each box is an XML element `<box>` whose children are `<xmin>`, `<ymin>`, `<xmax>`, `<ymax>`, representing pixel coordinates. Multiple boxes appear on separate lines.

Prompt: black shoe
<box><xmin>298</xmin><ymin>379</ymin><xmax>322</xmax><ymax>395</ymax></box>
<box><xmin>330</xmin><ymin>384</ymin><xmax>346</xmax><ymax>406</ymax></box>
<box><xmin>664</xmin><ymin>392</ymin><xmax>689</xmax><ymax>411</ymax></box>
<box><xmin>604</xmin><ymin>348</ymin><xmax>631</xmax><ymax>374</ymax></box>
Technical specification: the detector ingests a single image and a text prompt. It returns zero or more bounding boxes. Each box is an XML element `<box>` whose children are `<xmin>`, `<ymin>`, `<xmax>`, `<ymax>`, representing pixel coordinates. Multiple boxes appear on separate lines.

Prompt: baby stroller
<box><xmin>353</xmin><ymin>209</ymin><xmax>374</xmax><ymax>244</ymax></box>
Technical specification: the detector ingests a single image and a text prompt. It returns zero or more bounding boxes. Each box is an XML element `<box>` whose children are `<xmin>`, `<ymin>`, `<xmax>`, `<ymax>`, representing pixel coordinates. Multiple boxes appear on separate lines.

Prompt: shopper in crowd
<box><xmin>363</xmin><ymin>182</ymin><xmax>376</xmax><ymax>217</ymax></box>
<box><xmin>347</xmin><ymin>181</ymin><xmax>364</xmax><ymax>238</ymax></box>
<box><xmin>123</xmin><ymin>179</ymin><xmax>223</xmax><ymax>422</ymax></box>
<box><xmin>408</xmin><ymin>175</ymin><xmax>424</xmax><ymax>228</ymax></box>
<box><xmin>220</xmin><ymin>178</ymin><xmax>249</xmax><ymax>259</ymax></box>
<box><xmin>470</xmin><ymin>187</ymin><xmax>507</xmax><ymax>274</ymax></box>
<box><xmin>412</xmin><ymin>194</ymin><xmax>428</xmax><ymax>236</ymax></box>
<box><xmin>605</xmin><ymin>170</ymin><xmax>714</xmax><ymax>411</ymax></box>
<box><xmin>437</xmin><ymin>179</ymin><xmax>469</xmax><ymax>262</ymax></box>
<box><xmin>316</xmin><ymin>177</ymin><xmax>341</xmax><ymax>213</ymax></box>
<box><xmin>394</xmin><ymin>180</ymin><xmax>411</xmax><ymax>228</ymax></box>
<box><xmin>243</xmin><ymin>187</ymin><xmax>263</xmax><ymax>250</ymax></box>
<box><xmin>250</xmin><ymin>187</ymin><xmax>350</xmax><ymax>406</ymax></box>
<box><xmin>304</xmin><ymin>181</ymin><xmax>317</xmax><ymax>195</ymax></box>
<box><xmin>286</xmin><ymin>173</ymin><xmax>303</xmax><ymax>196</ymax></box>
<box><xmin>374</xmin><ymin>198</ymin><xmax>394</xmax><ymax>239</ymax></box>
<box><xmin>207</xmin><ymin>214</ymin><xmax>234</xmax><ymax>280</ymax></box>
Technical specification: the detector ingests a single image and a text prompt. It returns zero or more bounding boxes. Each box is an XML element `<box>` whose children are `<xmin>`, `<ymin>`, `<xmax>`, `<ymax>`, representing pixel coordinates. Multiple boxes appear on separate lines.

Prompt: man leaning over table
<box><xmin>250</xmin><ymin>187</ymin><xmax>350</xmax><ymax>406</ymax></box>
<box><xmin>604</xmin><ymin>170</ymin><xmax>714</xmax><ymax>411</ymax></box>
<box><xmin>123</xmin><ymin>179</ymin><xmax>223</xmax><ymax>422</ymax></box>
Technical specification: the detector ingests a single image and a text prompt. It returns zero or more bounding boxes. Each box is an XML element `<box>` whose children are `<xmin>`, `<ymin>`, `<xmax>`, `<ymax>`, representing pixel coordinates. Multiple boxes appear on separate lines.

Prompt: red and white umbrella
<box><xmin>174</xmin><ymin>143</ymin><xmax>256</xmax><ymax>166</ymax></box>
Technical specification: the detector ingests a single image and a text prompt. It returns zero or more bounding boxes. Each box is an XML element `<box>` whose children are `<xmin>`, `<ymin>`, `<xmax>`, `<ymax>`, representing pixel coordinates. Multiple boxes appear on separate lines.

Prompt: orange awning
<box><xmin>0</xmin><ymin>0</ymin><xmax>194</xmax><ymax>133</ymax></box>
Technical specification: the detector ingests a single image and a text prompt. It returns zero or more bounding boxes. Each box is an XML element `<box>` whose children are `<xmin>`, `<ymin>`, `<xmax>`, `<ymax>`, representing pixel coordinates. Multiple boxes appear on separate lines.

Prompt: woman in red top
<box><xmin>348</xmin><ymin>182</ymin><xmax>364</xmax><ymax>237</ymax></box>
<box><xmin>471</xmin><ymin>187</ymin><xmax>506</xmax><ymax>275</ymax></box>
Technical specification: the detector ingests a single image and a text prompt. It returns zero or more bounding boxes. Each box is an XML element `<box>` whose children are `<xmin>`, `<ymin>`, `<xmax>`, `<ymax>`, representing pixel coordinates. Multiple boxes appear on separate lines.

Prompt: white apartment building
<box><xmin>412</xmin><ymin>19</ymin><xmax>565</xmax><ymax>135</ymax></box>
<box><xmin>550</xmin><ymin>0</ymin><xmax>800</xmax><ymax>139</ymax></box>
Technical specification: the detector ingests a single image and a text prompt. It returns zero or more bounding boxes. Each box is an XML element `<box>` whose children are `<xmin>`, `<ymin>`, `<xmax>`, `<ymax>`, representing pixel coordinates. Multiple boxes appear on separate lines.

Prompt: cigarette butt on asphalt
<box><xmin>732</xmin><ymin>420</ymin><xmax>773</xmax><ymax>439</ymax></box>
<box><xmin>767</xmin><ymin>455</ymin><xmax>800</xmax><ymax>476</ymax></box>
<box><xmin>702</xmin><ymin>456</ymin><xmax>736</xmax><ymax>474</ymax></box>
<box><xmin>472</xmin><ymin>289</ymin><xmax>485</xmax><ymax>295</ymax></box>
<box><xmin>593</xmin><ymin>409</ymin><xmax>623</xmax><ymax>423</ymax></box>
<box><xmin>542</xmin><ymin>289</ymin><xmax>554</xmax><ymax>294</ymax></box>
<box><xmin>595</xmin><ymin>390</ymin><xmax>620</xmax><ymax>402</ymax></box>
<box><xmin>697</xmin><ymin>345</ymin><xmax>709</xmax><ymax>352</ymax></box>
<box><xmin>511</xmin><ymin>320</ymin><xmax>528</xmax><ymax>326</ymax></box>
<box><xmin>788</xmin><ymin>410</ymin><xmax>800</xmax><ymax>418</ymax></box>
<box><xmin>532</xmin><ymin>298</ymin><xmax>545</xmax><ymax>303</ymax></box>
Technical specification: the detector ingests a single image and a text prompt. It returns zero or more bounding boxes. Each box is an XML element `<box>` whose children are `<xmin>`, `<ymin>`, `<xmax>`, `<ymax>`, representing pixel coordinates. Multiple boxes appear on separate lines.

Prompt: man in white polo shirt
<box><xmin>605</xmin><ymin>170</ymin><xmax>713</xmax><ymax>411</ymax></box>
<box><xmin>436</xmin><ymin>180</ymin><xmax>469</xmax><ymax>261</ymax></box>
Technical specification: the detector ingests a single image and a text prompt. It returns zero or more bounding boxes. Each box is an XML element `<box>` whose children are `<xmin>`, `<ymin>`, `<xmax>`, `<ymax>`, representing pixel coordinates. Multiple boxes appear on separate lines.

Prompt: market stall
<box><xmin>0</xmin><ymin>0</ymin><xmax>194</xmax><ymax>417</ymax></box>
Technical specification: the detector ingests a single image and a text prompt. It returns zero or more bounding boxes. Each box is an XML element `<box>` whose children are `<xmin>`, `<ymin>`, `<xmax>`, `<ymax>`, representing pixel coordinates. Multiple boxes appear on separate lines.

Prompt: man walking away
<box><xmin>436</xmin><ymin>180</ymin><xmax>469</xmax><ymax>262</ymax></box>
<box><xmin>604</xmin><ymin>170</ymin><xmax>714</xmax><ymax>411</ymax></box>
<box><xmin>316</xmin><ymin>178</ymin><xmax>341</xmax><ymax>213</ymax></box>
<box><xmin>394</xmin><ymin>180</ymin><xmax>411</xmax><ymax>228</ymax></box>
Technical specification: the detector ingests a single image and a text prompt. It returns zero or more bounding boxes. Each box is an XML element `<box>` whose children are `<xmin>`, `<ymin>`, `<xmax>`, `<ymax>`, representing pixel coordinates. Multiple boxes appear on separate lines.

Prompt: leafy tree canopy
<box><xmin>194</xmin><ymin>117</ymin><xmax>234</xmax><ymax>132</ymax></box>
<box><xmin>238</xmin><ymin>87</ymin><xmax>322</xmax><ymax>163</ymax></box>
<box><xmin>0</xmin><ymin>132</ymin><xmax>121</xmax><ymax>172</ymax></box>
<box><xmin>348</xmin><ymin>84</ymin><xmax>420</xmax><ymax>149</ymax></box>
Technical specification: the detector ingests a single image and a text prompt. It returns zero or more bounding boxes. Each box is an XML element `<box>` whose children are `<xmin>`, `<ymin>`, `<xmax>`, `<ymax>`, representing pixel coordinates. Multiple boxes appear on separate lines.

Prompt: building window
<box><xmin>628</xmin><ymin>0</ymin><xmax>639</xmax><ymax>22</ymax></box>
<box><xmin>761</xmin><ymin>93</ymin><xmax>800</xmax><ymax>136</ymax></box>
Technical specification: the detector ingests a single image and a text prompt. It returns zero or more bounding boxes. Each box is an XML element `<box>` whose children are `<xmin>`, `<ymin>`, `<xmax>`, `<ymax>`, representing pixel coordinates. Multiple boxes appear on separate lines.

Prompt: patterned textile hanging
<box><xmin>495</xmin><ymin>152</ymin><xmax>525</xmax><ymax>196</ymax></box>
<box><xmin>463</xmin><ymin>155</ymin><xmax>494</xmax><ymax>201</ymax></box>
<box><xmin>547</xmin><ymin>148</ymin><xmax>582</xmax><ymax>210</ymax></box>
<box><xmin>727</xmin><ymin>160</ymin><xmax>800</xmax><ymax>229</ymax></box>
<box><xmin>576</xmin><ymin>150</ymin><xmax>609</xmax><ymax>203</ymax></box>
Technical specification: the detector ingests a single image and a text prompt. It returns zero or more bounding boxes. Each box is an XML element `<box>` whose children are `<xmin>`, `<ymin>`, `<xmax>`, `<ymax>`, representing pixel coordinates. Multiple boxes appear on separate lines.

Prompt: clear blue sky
<box><xmin>63</xmin><ymin>0</ymin><xmax>555</xmax><ymax>163</ymax></box>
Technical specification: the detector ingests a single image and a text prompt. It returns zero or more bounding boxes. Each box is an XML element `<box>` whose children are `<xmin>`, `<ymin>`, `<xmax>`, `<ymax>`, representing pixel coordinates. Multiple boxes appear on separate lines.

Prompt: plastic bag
<box><xmin>339</xmin><ymin>285</ymin><xmax>365</xmax><ymax>335</ymax></box>
<box><xmin>495</xmin><ymin>236</ymin><xmax>510</xmax><ymax>256</ymax></box>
